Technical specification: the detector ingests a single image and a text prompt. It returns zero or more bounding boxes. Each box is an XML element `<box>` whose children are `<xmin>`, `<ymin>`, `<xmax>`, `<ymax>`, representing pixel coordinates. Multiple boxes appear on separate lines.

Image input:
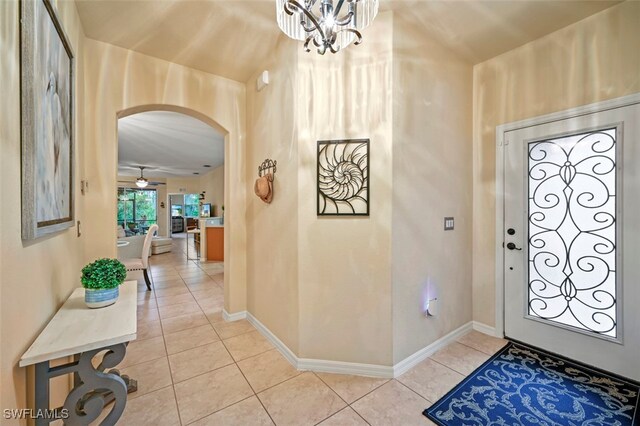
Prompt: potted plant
<box><xmin>81</xmin><ymin>258</ymin><xmax>127</xmax><ymax>308</ymax></box>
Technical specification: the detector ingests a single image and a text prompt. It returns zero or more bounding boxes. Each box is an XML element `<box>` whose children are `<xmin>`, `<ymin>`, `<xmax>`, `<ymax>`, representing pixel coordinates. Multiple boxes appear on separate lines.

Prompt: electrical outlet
<box><xmin>444</xmin><ymin>217</ymin><xmax>454</xmax><ymax>231</ymax></box>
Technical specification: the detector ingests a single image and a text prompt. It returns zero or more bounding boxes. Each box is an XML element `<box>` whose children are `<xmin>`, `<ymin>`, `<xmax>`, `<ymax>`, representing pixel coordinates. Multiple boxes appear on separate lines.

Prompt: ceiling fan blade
<box><xmin>118</xmin><ymin>181</ymin><xmax>165</xmax><ymax>187</ymax></box>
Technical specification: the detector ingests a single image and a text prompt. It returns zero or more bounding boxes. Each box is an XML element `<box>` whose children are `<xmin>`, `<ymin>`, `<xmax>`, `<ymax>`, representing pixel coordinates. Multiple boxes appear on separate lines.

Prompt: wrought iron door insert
<box><xmin>527</xmin><ymin>127</ymin><xmax>618</xmax><ymax>338</ymax></box>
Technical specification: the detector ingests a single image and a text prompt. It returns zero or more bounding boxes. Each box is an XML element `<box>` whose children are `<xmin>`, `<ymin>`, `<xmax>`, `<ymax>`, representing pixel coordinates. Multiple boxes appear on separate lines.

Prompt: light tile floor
<box><xmin>99</xmin><ymin>236</ymin><xmax>508</xmax><ymax>425</ymax></box>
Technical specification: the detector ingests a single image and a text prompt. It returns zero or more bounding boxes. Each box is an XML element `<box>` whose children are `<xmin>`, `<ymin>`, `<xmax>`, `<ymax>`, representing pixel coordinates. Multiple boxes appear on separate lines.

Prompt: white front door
<box><xmin>502</xmin><ymin>100</ymin><xmax>640</xmax><ymax>381</ymax></box>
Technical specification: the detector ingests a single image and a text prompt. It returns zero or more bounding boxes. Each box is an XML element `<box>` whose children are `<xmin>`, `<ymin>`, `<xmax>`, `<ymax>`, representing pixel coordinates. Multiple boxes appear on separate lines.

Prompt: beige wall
<box><xmin>296</xmin><ymin>13</ymin><xmax>395</xmax><ymax>365</ymax></box>
<box><xmin>81</xmin><ymin>39</ymin><xmax>247</xmax><ymax>314</ymax></box>
<box><xmin>245</xmin><ymin>11</ymin><xmax>471</xmax><ymax>367</ymax></box>
<box><xmin>165</xmin><ymin>176</ymin><xmax>203</xmax><ymax>195</ymax></box>
<box><xmin>245</xmin><ymin>14</ymin><xmax>395</xmax><ymax>364</ymax></box>
<box><xmin>472</xmin><ymin>1</ymin><xmax>640</xmax><ymax>326</ymax></box>
<box><xmin>391</xmin><ymin>15</ymin><xmax>474</xmax><ymax>363</ymax></box>
<box><xmin>201</xmin><ymin>165</ymin><xmax>224</xmax><ymax>216</ymax></box>
<box><xmin>246</xmin><ymin>36</ymin><xmax>300</xmax><ymax>353</ymax></box>
<box><xmin>0</xmin><ymin>0</ymin><xmax>86</xmax><ymax>418</ymax></box>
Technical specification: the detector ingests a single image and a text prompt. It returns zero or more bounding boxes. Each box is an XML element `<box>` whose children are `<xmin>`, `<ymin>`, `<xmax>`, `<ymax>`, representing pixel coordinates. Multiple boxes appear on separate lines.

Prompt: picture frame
<box><xmin>21</xmin><ymin>0</ymin><xmax>75</xmax><ymax>240</ymax></box>
<box><xmin>317</xmin><ymin>139</ymin><xmax>370</xmax><ymax>216</ymax></box>
<box><xmin>200</xmin><ymin>203</ymin><xmax>212</xmax><ymax>218</ymax></box>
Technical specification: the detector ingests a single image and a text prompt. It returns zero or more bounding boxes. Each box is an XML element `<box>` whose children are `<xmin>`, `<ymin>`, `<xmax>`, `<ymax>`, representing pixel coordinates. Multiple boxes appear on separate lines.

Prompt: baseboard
<box><xmin>246</xmin><ymin>312</ymin><xmax>298</xmax><ymax>368</ymax></box>
<box><xmin>472</xmin><ymin>321</ymin><xmax>497</xmax><ymax>337</ymax></box>
<box><xmin>222</xmin><ymin>309</ymin><xmax>247</xmax><ymax>322</ymax></box>
<box><xmin>247</xmin><ymin>312</ymin><xmax>392</xmax><ymax>377</ymax></box>
<box><xmin>298</xmin><ymin>357</ymin><xmax>393</xmax><ymax>378</ymax></box>
<box><xmin>245</xmin><ymin>311</ymin><xmax>475</xmax><ymax>379</ymax></box>
<box><xmin>392</xmin><ymin>322</ymin><xmax>473</xmax><ymax>377</ymax></box>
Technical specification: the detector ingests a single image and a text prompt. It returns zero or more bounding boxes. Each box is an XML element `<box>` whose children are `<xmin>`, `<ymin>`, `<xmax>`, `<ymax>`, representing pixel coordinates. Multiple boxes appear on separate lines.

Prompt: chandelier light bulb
<box><xmin>324</xmin><ymin>13</ymin><xmax>336</xmax><ymax>28</ymax></box>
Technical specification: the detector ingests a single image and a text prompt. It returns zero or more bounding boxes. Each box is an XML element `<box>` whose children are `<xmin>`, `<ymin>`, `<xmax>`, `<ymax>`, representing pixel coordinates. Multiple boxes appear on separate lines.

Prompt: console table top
<box><xmin>20</xmin><ymin>282</ymin><xmax>138</xmax><ymax>367</ymax></box>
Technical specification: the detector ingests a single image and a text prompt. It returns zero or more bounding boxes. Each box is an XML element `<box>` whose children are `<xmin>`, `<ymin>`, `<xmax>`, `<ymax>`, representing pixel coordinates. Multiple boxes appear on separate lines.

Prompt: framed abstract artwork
<box><xmin>317</xmin><ymin>139</ymin><xmax>369</xmax><ymax>216</ymax></box>
<box><xmin>21</xmin><ymin>0</ymin><xmax>75</xmax><ymax>240</ymax></box>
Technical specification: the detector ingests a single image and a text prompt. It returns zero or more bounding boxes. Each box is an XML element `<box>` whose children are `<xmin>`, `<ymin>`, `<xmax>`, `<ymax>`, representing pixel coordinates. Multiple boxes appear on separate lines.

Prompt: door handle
<box><xmin>506</xmin><ymin>242</ymin><xmax>522</xmax><ymax>251</ymax></box>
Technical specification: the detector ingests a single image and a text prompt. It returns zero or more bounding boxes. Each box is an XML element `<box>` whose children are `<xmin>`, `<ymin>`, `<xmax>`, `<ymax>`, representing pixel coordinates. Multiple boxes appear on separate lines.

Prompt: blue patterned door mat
<box><xmin>424</xmin><ymin>342</ymin><xmax>639</xmax><ymax>426</ymax></box>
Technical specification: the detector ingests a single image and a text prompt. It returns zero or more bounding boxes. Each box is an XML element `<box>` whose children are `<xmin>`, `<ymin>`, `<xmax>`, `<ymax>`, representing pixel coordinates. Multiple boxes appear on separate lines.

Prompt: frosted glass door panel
<box><xmin>527</xmin><ymin>129</ymin><xmax>617</xmax><ymax>337</ymax></box>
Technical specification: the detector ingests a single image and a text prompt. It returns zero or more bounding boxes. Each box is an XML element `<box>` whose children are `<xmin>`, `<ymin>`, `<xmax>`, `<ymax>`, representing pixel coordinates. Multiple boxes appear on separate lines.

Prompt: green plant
<box><xmin>81</xmin><ymin>258</ymin><xmax>127</xmax><ymax>289</ymax></box>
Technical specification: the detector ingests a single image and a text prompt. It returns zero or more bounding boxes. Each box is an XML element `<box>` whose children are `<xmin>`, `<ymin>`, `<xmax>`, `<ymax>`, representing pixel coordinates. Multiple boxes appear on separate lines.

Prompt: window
<box><xmin>117</xmin><ymin>188</ymin><xmax>158</xmax><ymax>234</ymax></box>
<box><xmin>184</xmin><ymin>194</ymin><xmax>200</xmax><ymax>218</ymax></box>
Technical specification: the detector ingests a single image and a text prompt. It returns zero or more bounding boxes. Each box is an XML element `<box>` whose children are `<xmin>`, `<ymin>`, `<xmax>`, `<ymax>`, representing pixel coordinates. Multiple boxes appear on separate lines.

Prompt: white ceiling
<box><xmin>74</xmin><ymin>0</ymin><xmax>620</xmax><ymax>82</ymax></box>
<box><xmin>118</xmin><ymin>111</ymin><xmax>224</xmax><ymax>178</ymax></box>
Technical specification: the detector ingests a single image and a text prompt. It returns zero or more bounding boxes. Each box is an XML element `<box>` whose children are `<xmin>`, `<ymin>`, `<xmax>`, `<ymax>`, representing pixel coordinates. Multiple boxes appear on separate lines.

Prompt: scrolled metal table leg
<box><xmin>62</xmin><ymin>343</ymin><xmax>129</xmax><ymax>426</ymax></box>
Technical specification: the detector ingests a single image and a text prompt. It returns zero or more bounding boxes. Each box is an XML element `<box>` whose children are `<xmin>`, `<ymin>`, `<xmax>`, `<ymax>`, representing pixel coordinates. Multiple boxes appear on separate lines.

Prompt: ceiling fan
<box><xmin>117</xmin><ymin>166</ymin><xmax>166</xmax><ymax>188</ymax></box>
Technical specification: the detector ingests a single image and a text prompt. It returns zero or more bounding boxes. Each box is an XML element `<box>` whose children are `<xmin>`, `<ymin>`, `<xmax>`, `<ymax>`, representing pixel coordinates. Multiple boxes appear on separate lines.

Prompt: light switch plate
<box><xmin>444</xmin><ymin>217</ymin><xmax>454</xmax><ymax>231</ymax></box>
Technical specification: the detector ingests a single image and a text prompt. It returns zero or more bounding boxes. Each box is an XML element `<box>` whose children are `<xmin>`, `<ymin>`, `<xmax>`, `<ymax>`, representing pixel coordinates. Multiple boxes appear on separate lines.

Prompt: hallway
<box><xmin>3</xmin><ymin>0</ymin><xmax>638</xmax><ymax>423</ymax></box>
<box><xmin>104</xmin><ymin>242</ymin><xmax>508</xmax><ymax>425</ymax></box>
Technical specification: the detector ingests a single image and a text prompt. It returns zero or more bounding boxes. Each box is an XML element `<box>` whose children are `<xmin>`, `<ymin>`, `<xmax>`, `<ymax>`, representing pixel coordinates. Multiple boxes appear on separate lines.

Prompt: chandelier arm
<box><xmin>301</xmin><ymin>21</ymin><xmax>318</xmax><ymax>33</ymax></box>
<box><xmin>335</xmin><ymin>12</ymin><xmax>354</xmax><ymax>26</ymax></box>
<box><xmin>285</xmin><ymin>0</ymin><xmax>326</xmax><ymax>36</ymax></box>
<box><xmin>310</xmin><ymin>36</ymin><xmax>329</xmax><ymax>55</ymax></box>
<box><xmin>334</xmin><ymin>28</ymin><xmax>363</xmax><ymax>46</ymax></box>
<box><xmin>303</xmin><ymin>36</ymin><xmax>313</xmax><ymax>52</ymax></box>
<box><xmin>334</xmin><ymin>0</ymin><xmax>346</xmax><ymax>16</ymax></box>
<box><xmin>283</xmin><ymin>0</ymin><xmax>298</xmax><ymax>16</ymax></box>
<box><xmin>324</xmin><ymin>32</ymin><xmax>340</xmax><ymax>54</ymax></box>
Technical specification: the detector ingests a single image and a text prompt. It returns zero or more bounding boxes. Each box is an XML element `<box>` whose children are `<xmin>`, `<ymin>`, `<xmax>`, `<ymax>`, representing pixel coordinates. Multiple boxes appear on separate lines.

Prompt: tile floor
<box><xmin>101</xmin><ymin>236</ymin><xmax>508</xmax><ymax>425</ymax></box>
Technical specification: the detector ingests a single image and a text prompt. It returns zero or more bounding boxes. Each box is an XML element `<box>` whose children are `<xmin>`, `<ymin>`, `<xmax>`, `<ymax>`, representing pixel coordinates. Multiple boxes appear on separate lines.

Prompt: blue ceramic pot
<box><xmin>85</xmin><ymin>287</ymin><xmax>119</xmax><ymax>309</ymax></box>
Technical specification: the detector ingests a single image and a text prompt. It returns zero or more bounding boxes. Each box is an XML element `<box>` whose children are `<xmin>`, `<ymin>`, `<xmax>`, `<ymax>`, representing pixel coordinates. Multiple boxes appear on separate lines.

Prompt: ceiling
<box><xmin>75</xmin><ymin>0</ymin><xmax>620</xmax><ymax>82</ymax></box>
<box><xmin>75</xmin><ymin>0</ymin><xmax>280</xmax><ymax>82</ymax></box>
<box><xmin>391</xmin><ymin>0</ymin><xmax>621</xmax><ymax>64</ymax></box>
<box><xmin>118</xmin><ymin>111</ymin><xmax>224</xmax><ymax>178</ymax></box>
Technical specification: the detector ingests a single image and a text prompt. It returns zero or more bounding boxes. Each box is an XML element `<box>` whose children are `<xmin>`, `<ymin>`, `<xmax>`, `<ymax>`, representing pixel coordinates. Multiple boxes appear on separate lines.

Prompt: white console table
<box><xmin>20</xmin><ymin>282</ymin><xmax>138</xmax><ymax>425</ymax></box>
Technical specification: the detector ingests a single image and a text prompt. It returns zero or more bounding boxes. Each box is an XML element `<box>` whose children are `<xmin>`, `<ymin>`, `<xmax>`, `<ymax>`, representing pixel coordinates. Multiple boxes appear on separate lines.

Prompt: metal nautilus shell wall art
<box><xmin>317</xmin><ymin>139</ymin><xmax>369</xmax><ymax>216</ymax></box>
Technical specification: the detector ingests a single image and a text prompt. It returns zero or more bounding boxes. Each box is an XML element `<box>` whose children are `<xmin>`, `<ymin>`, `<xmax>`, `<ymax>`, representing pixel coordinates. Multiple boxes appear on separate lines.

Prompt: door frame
<box><xmin>494</xmin><ymin>92</ymin><xmax>640</xmax><ymax>338</ymax></box>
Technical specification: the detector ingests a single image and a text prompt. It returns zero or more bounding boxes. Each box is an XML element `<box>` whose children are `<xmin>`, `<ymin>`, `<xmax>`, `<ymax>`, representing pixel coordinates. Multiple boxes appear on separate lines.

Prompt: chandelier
<box><xmin>276</xmin><ymin>0</ymin><xmax>379</xmax><ymax>55</ymax></box>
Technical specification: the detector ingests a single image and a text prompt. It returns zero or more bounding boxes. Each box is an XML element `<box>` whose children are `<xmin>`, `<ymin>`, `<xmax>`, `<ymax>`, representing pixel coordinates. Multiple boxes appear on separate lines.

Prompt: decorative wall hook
<box><xmin>255</xmin><ymin>159</ymin><xmax>276</xmax><ymax>204</ymax></box>
<box><xmin>258</xmin><ymin>159</ymin><xmax>277</xmax><ymax>177</ymax></box>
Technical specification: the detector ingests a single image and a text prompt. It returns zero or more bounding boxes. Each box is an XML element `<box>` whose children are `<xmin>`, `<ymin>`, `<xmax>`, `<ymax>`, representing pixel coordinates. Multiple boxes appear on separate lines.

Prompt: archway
<box><xmin>112</xmin><ymin>104</ymin><xmax>241</xmax><ymax>315</ymax></box>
